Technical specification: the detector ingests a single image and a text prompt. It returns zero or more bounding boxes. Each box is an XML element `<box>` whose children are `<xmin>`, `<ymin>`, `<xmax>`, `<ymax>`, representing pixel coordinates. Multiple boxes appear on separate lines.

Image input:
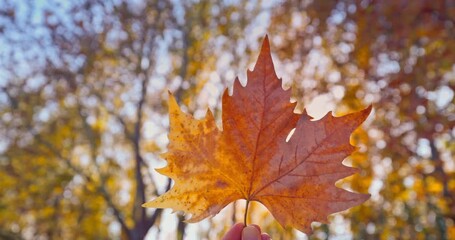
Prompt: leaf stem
<box><xmin>244</xmin><ymin>199</ymin><xmax>250</xmax><ymax>226</ymax></box>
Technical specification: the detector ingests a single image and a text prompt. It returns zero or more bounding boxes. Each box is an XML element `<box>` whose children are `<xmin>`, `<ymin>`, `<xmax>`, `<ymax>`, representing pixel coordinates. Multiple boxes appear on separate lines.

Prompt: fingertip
<box><xmin>248</xmin><ymin>224</ymin><xmax>261</xmax><ymax>233</ymax></box>
<box><xmin>222</xmin><ymin>223</ymin><xmax>244</xmax><ymax>240</ymax></box>
<box><xmin>242</xmin><ymin>225</ymin><xmax>261</xmax><ymax>240</ymax></box>
<box><xmin>233</xmin><ymin>223</ymin><xmax>246</xmax><ymax>229</ymax></box>
<box><xmin>261</xmin><ymin>233</ymin><xmax>271</xmax><ymax>240</ymax></box>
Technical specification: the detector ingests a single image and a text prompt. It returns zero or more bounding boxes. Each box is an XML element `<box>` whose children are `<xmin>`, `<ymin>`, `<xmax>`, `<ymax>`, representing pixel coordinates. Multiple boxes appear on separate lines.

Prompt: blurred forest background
<box><xmin>0</xmin><ymin>0</ymin><xmax>454</xmax><ymax>239</ymax></box>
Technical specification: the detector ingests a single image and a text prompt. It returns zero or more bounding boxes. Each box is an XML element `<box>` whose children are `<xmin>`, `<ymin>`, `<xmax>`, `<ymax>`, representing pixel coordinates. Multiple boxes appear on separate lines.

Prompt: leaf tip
<box><xmin>359</xmin><ymin>105</ymin><xmax>373</xmax><ymax>122</ymax></box>
<box><xmin>300</xmin><ymin>108</ymin><xmax>314</xmax><ymax>121</ymax></box>
<box><xmin>364</xmin><ymin>104</ymin><xmax>373</xmax><ymax>114</ymax></box>
<box><xmin>360</xmin><ymin>192</ymin><xmax>372</xmax><ymax>203</ymax></box>
<box><xmin>155</xmin><ymin>166</ymin><xmax>169</xmax><ymax>175</ymax></box>
<box><xmin>142</xmin><ymin>201</ymin><xmax>153</xmax><ymax>208</ymax></box>
<box><xmin>167</xmin><ymin>91</ymin><xmax>180</xmax><ymax>113</ymax></box>
<box><xmin>260</xmin><ymin>34</ymin><xmax>270</xmax><ymax>54</ymax></box>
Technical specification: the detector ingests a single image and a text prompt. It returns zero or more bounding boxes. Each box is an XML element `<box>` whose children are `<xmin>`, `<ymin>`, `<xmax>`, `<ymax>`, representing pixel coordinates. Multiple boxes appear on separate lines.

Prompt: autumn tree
<box><xmin>1</xmin><ymin>0</ymin><xmax>454</xmax><ymax>239</ymax></box>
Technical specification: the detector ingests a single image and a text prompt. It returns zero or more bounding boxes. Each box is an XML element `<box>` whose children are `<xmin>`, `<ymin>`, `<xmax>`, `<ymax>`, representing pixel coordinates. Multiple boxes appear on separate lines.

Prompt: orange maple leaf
<box><xmin>143</xmin><ymin>36</ymin><xmax>372</xmax><ymax>234</ymax></box>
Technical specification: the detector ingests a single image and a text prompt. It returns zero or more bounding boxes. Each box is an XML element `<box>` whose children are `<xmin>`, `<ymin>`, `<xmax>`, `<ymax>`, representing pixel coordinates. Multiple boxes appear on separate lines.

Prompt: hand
<box><xmin>222</xmin><ymin>223</ymin><xmax>271</xmax><ymax>240</ymax></box>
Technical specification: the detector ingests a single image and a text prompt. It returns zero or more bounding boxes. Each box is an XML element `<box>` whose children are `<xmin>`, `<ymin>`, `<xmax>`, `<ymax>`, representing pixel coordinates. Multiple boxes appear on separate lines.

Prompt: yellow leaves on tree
<box><xmin>143</xmin><ymin>36</ymin><xmax>372</xmax><ymax>234</ymax></box>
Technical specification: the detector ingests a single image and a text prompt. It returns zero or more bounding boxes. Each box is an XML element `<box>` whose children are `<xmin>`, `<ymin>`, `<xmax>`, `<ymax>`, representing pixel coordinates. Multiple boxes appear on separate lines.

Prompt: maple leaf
<box><xmin>143</xmin><ymin>36</ymin><xmax>372</xmax><ymax>234</ymax></box>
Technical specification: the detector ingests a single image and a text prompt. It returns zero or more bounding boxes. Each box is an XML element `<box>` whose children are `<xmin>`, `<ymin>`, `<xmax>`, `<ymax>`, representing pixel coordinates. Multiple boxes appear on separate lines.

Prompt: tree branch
<box><xmin>145</xmin><ymin>178</ymin><xmax>172</xmax><ymax>230</ymax></box>
<box><xmin>131</xmin><ymin>74</ymin><xmax>149</xmax><ymax>231</ymax></box>
<box><xmin>32</xmin><ymin>132</ymin><xmax>132</xmax><ymax>238</ymax></box>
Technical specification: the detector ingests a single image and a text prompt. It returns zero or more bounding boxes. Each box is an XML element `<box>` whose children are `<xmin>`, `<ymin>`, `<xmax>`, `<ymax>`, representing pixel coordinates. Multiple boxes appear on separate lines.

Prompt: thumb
<box><xmin>242</xmin><ymin>225</ymin><xmax>261</xmax><ymax>240</ymax></box>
